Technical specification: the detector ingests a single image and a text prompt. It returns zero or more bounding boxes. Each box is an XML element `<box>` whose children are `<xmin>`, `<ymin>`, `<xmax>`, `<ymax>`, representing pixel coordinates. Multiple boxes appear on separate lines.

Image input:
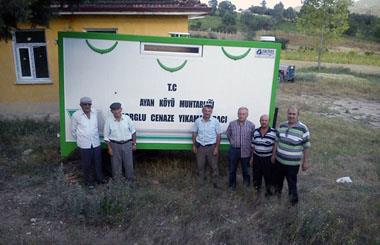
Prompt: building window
<box><xmin>84</xmin><ymin>28</ymin><xmax>118</xmax><ymax>33</ymax></box>
<box><xmin>13</xmin><ymin>29</ymin><xmax>50</xmax><ymax>84</ymax></box>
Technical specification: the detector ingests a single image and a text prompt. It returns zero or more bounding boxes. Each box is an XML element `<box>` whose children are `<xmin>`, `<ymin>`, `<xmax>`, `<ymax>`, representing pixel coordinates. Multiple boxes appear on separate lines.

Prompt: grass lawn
<box><xmin>0</xmin><ymin>68</ymin><xmax>379</xmax><ymax>243</ymax></box>
<box><xmin>282</xmin><ymin>50</ymin><xmax>380</xmax><ymax>66</ymax></box>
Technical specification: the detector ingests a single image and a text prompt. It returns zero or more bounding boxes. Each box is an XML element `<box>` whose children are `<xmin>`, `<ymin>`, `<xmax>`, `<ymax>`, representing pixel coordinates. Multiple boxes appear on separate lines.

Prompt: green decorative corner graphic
<box><xmin>67</xmin><ymin>109</ymin><xmax>78</xmax><ymax>118</ymax></box>
<box><xmin>221</xmin><ymin>47</ymin><xmax>251</xmax><ymax>61</ymax></box>
<box><xmin>157</xmin><ymin>59</ymin><xmax>187</xmax><ymax>73</ymax></box>
<box><xmin>85</xmin><ymin>40</ymin><xmax>118</xmax><ymax>54</ymax></box>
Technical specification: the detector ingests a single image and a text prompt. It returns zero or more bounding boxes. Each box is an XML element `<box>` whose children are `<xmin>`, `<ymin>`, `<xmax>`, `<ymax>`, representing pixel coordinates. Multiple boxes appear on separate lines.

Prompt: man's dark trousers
<box><xmin>252</xmin><ymin>154</ymin><xmax>275</xmax><ymax>194</ymax></box>
<box><xmin>228</xmin><ymin>147</ymin><xmax>250</xmax><ymax>188</ymax></box>
<box><xmin>79</xmin><ymin>145</ymin><xmax>104</xmax><ymax>185</ymax></box>
<box><xmin>274</xmin><ymin>160</ymin><xmax>300</xmax><ymax>204</ymax></box>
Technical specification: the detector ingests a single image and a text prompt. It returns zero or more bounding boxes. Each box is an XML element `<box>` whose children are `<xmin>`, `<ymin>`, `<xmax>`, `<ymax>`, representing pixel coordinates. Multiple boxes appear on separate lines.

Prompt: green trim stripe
<box><xmin>221</xmin><ymin>47</ymin><xmax>251</xmax><ymax>61</ymax></box>
<box><xmin>85</xmin><ymin>39</ymin><xmax>118</xmax><ymax>54</ymax></box>
<box><xmin>157</xmin><ymin>59</ymin><xmax>187</xmax><ymax>73</ymax></box>
<box><xmin>269</xmin><ymin>47</ymin><xmax>280</xmax><ymax>127</ymax></box>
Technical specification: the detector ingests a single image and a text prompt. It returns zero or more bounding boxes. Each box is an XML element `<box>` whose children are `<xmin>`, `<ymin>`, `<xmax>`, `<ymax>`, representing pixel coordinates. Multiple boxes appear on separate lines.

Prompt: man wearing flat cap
<box><xmin>192</xmin><ymin>102</ymin><xmax>221</xmax><ymax>188</ymax></box>
<box><xmin>71</xmin><ymin>97</ymin><xmax>105</xmax><ymax>189</ymax></box>
<box><xmin>104</xmin><ymin>102</ymin><xmax>137</xmax><ymax>181</ymax></box>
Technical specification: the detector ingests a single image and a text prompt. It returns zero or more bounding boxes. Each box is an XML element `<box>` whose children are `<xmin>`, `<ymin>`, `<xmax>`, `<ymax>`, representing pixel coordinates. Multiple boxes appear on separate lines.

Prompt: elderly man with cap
<box><xmin>104</xmin><ymin>102</ymin><xmax>136</xmax><ymax>181</ymax></box>
<box><xmin>226</xmin><ymin>107</ymin><xmax>255</xmax><ymax>190</ymax></box>
<box><xmin>192</xmin><ymin>102</ymin><xmax>221</xmax><ymax>188</ymax></box>
<box><xmin>71</xmin><ymin>97</ymin><xmax>105</xmax><ymax>189</ymax></box>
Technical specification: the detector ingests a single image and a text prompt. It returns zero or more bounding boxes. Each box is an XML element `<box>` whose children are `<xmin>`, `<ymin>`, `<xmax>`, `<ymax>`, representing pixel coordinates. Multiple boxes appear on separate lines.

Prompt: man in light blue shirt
<box><xmin>192</xmin><ymin>103</ymin><xmax>221</xmax><ymax>187</ymax></box>
<box><xmin>104</xmin><ymin>102</ymin><xmax>136</xmax><ymax>181</ymax></box>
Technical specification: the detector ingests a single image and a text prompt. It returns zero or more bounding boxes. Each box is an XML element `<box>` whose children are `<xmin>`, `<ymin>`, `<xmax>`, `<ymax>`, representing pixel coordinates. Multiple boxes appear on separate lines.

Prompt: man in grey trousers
<box><xmin>192</xmin><ymin>102</ymin><xmax>221</xmax><ymax>188</ymax></box>
<box><xmin>104</xmin><ymin>102</ymin><xmax>137</xmax><ymax>181</ymax></box>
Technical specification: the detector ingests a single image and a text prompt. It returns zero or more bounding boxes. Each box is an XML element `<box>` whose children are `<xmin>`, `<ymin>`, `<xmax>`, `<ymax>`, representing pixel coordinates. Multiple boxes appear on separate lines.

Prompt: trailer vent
<box><xmin>141</xmin><ymin>43</ymin><xmax>202</xmax><ymax>57</ymax></box>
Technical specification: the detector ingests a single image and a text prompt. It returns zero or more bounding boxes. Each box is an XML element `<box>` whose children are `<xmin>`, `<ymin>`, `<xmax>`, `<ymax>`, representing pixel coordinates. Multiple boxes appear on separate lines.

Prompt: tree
<box><xmin>208</xmin><ymin>0</ymin><xmax>218</xmax><ymax>15</ymax></box>
<box><xmin>297</xmin><ymin>0</ymin><xmax>352</xmax><ymax>69</ymax></box>
<box><xmin>0</xmin><ymin>0</ymin><xmax>80</xmax><ymax>41</ymax></box>
<box><xmin>218</xmin><ymin>0</ymin><xmax>236</xmax><ymax>17</ymax></box>
<box><xmin>249</xmin><ymin>6</ymin><xmax>266</xmax><ymax>15</ymax></box>
<box><xmin>284</xmin><ymin>7</ymin><xmax>296</xmax><ymax>21</ymax></box>
<box><xmin>260</xmin><ymin>0</ymin><xmax>267</xmax><ymax>8</ymax></box>
<box><xmin>272</xmin><ymin>2</ymin><xmax>284</xmax><ymax>22</ymax></box>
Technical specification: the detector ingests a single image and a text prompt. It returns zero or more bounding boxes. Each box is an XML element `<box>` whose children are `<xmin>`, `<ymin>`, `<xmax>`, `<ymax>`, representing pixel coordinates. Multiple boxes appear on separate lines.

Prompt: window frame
<box><xmin>12</xmin><ymin>30</ymin><xmax>51</xmax><ymax>84</ymax></box>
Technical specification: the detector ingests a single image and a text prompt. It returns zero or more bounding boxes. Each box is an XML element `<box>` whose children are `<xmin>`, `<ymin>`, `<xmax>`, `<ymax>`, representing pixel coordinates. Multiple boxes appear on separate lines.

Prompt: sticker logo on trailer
<box><xmin>255</xmin><ymin>49</ymin><xmax>275</xmax><ymax>58</ymax></box>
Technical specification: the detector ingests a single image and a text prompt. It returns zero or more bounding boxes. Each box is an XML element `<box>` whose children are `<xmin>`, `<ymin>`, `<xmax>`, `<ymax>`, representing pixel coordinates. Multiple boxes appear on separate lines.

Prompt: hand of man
<box><xmin>192</xmin><ymin>145</ymin><xmax>197</xmax><ymax>154</ymax></box>
<box><xmin>213</xmin><ymin>147</ymin><xmax>219</xmax><ymax>156</ymax></box>
<box><xmin>249</xmin><ymin>157</ymin><xmax>254</xmax><ymax>166</ymax></box>
<box><xmin>108</xmin><ymin>147</ymin><xmax>113</xmax><ymax>156</ymax></box>
<box><xmin>301</xmin><ymin>161</ymin><xmax>309</xmax><ymax>171</ymax></box>
<box><xmin>132</xmin><ymin>144</ymin><xmax>137</xmax><ymax>151</ymax></box>
<box><xmin>271</xmin><ymin>155</ymin><xmax>275</xmax><ymax>164</ymax></box>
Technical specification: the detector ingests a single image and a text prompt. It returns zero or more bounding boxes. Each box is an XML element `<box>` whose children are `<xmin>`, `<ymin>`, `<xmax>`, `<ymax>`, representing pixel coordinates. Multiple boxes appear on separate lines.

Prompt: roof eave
<box><xmin>55</xmin><ymin>11</ymin><xmax>209</xmax><ymax>18</ymax></box>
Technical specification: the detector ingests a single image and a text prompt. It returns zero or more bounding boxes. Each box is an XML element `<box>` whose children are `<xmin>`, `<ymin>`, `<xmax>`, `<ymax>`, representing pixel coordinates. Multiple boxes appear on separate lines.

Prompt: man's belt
<box><xmin>110</xmin><ymin>139</ymin><xmax>132</xmax><ymax>144</ymax></box>
<box><xmin>196</xmin><ymin>141</ymin><xmax>215</xmax><ymax>147</ymax></box>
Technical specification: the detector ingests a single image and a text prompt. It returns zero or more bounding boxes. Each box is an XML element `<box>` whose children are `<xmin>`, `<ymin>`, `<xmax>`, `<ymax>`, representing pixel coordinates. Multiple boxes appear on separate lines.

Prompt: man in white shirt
<box><xmin>71</xmin><ymin>97</ymin><xmax>105</xmax><ymax>188</ymax></box>
<box><xmin>104</xmin><ymin>102</ymin><xmax>136</xmax><ymax>181</ymax></box>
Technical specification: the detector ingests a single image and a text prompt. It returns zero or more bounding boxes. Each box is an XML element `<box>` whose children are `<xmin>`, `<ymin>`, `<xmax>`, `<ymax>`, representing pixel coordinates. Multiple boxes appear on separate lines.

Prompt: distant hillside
<box><xmin>294</xmin><ymin>0</ymin><xmax>379</xmax><ymax>16</ymax></box>
<box><xmin>350</xmin><ymin>0</ymin><xmax>380</xmax><ymax>16</ymax></box>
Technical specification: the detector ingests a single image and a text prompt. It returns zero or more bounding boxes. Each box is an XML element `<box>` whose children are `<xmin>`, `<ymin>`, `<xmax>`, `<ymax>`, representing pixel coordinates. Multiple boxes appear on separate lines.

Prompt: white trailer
<box><xmin>58</xmin><ymin>32</ymin><xmax>281</xmax><ymax>156</ymax></box>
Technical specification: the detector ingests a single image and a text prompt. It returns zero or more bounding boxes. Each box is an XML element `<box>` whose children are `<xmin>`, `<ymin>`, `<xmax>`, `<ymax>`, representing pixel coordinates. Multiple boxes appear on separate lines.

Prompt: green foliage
<box><xmin>283</xmin><ymin>7</ymin><xmax>296</xmax><ymax>21</ymax></box>
<box><xmin>216</xmin><ymin>1</ymin><xmax>237</xmax><ymax>33</ymax></box>
<box><xmin>297</xmin><ymin>0</ymin><xmax>352</xmax><ymax>67</ymax></box>
<box><xmin>345</xmin><ymin>13</ymin><xmax>380</xmax><ymax>42</ymax></box>
<box><xmin>282</xmin><ymin>49</ymin><xmax>380</xmax><ymax>66</ymax></box>
<box><xmin>0</xmin><ymin>0</ymin><xmax>81</xmax><ymax>40</ymax></box>
<box><xmin>272</xmin><ymin>1</ymin><xmax>285</xmax><ymax>22</ymax></box>
<box><xmin>218</xmin><ymin>0</ymin><xmax>236</xmax><ymax>17</ymax></box>
<box><xmin>0</xmin><ymin>0</ymin><xmax>31</xmax><ymax>40</ymax></box>
<box><xmin>240</xmin><ymin>11</ymin><xmax>275</xmax><ymax>32</ymax></box>
<box><xmin>208</xmin><ymin>0</ymin><xmax>218</xmax><ymax>15</ymax></box>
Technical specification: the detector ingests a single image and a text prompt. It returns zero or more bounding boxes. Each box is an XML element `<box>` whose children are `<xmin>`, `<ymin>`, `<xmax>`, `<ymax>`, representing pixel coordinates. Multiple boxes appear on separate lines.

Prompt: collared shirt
<box><xmin>103</xmin><ymin>114</ymin><xmax>136</xmax><ymax>142</ymax></box>
<box><xmin>275</xmin><ymin>120</ymin><xmax>311</xmax><ymax>166</ymax></box>
<box><xmin>252</xmin><ymin>127</ymin><xmax>276</xmax><ymax>157</ymax></box>
<box><xmin>192</xmin><ymin>116</ymin><xmax>221</xmax><ymax>146</ymax></box>
<box><xmin>226</xmin><ymin>119</ymin><xmax>255</xmax><ymax>158</ymax></box>
<box><xmin>71</xmin><ymin>109</ymin><xmax>100</xmax><ymax>149</ymax></box>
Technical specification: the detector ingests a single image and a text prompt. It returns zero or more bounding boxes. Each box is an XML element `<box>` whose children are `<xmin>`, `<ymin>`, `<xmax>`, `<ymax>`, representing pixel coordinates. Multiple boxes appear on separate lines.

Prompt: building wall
<box><xmin>0</xmin><ymin>15</ymin><xmax>188</xmax><ymax>119</ymax></box>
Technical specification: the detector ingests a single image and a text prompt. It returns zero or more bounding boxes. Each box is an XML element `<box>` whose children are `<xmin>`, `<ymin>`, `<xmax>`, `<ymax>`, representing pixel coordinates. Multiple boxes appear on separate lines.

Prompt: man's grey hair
<box><xmin>260</xmin><ymin>114</ymin><xmax>269</xmax><ymax>120</ymax></box>
<box><xmin>287</xmin><ymin>105</ymin><xmax>299</xmax><ymax>115</ymax></box>
<box><xmin>238</xmin><ymin>107</ymin><xmax>249</xmax><ymax>113</ymax></box>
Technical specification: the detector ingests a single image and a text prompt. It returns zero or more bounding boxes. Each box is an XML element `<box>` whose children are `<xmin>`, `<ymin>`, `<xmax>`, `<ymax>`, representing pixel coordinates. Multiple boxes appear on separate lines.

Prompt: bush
<box><xmin>276</xmin><ymin>37</ymin><xmax>289</xmax><ymax>49</ymax></box>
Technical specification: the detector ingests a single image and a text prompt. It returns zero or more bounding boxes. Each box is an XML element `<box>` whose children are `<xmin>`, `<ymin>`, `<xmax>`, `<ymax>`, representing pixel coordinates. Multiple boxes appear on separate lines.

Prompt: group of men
<box><xmin>71</xmin><ymin>97</ymin><xmax>136</xmax><ymax>189</ymax></box>
<box><xmin>72</xmin><ymin>97</ymin><xmax>311</xmax><ymax>205</ymax></box>
<box><xmin>192</xmin><ymin>103</ymin><xmax>310</xmax><ymax>206</ymax></box>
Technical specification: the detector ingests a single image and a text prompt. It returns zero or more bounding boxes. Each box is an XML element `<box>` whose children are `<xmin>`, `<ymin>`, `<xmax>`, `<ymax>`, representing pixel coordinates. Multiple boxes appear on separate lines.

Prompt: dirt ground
<box><xmin>0</xmin><ymin>61</ymin><xmax>379</xmax><ymax>244</ymax></box>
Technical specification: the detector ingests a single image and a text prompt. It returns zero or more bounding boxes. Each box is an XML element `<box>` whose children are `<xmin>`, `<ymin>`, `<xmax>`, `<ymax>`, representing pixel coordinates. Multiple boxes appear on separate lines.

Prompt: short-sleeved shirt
<box><xmin>226</xmin><ymin>120</ymin><xmax>255</xmax><ymax>158</ymax></box>
<box><xmin>71</xmin><ymin>109</ymin><xmax>100</xmax><ymax>149</ymax></box>
<box><xmin>275</xmin><ymin>121</ymin><xmax>311</xmax><ymax>166</ymax></box>
<box><xmin>252</xmin><ymin>127</ymin><xmax>276</xmax><ymax>157</ymax></box>
<box><xmin>192</xmin><ymin>116</ymin><xmax>221</xmax><ymax>146</ymax></box>
<box><xmin>103</xmin><ymin>114</ymin><xmax>136</xmax><ymax>142</ymax></box>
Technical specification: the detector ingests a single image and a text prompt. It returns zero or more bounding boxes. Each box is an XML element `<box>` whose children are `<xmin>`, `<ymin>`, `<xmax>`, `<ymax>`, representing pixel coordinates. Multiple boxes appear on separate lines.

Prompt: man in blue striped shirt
<box><xmin>272</xmin><ymin>106</ymin><xmax>311</xmax><ymax>206</ymax></box>
<box><xmin>251</xmin><ymin>114</ymin><xmax>276</xmax><ymax>196</ymax></box>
